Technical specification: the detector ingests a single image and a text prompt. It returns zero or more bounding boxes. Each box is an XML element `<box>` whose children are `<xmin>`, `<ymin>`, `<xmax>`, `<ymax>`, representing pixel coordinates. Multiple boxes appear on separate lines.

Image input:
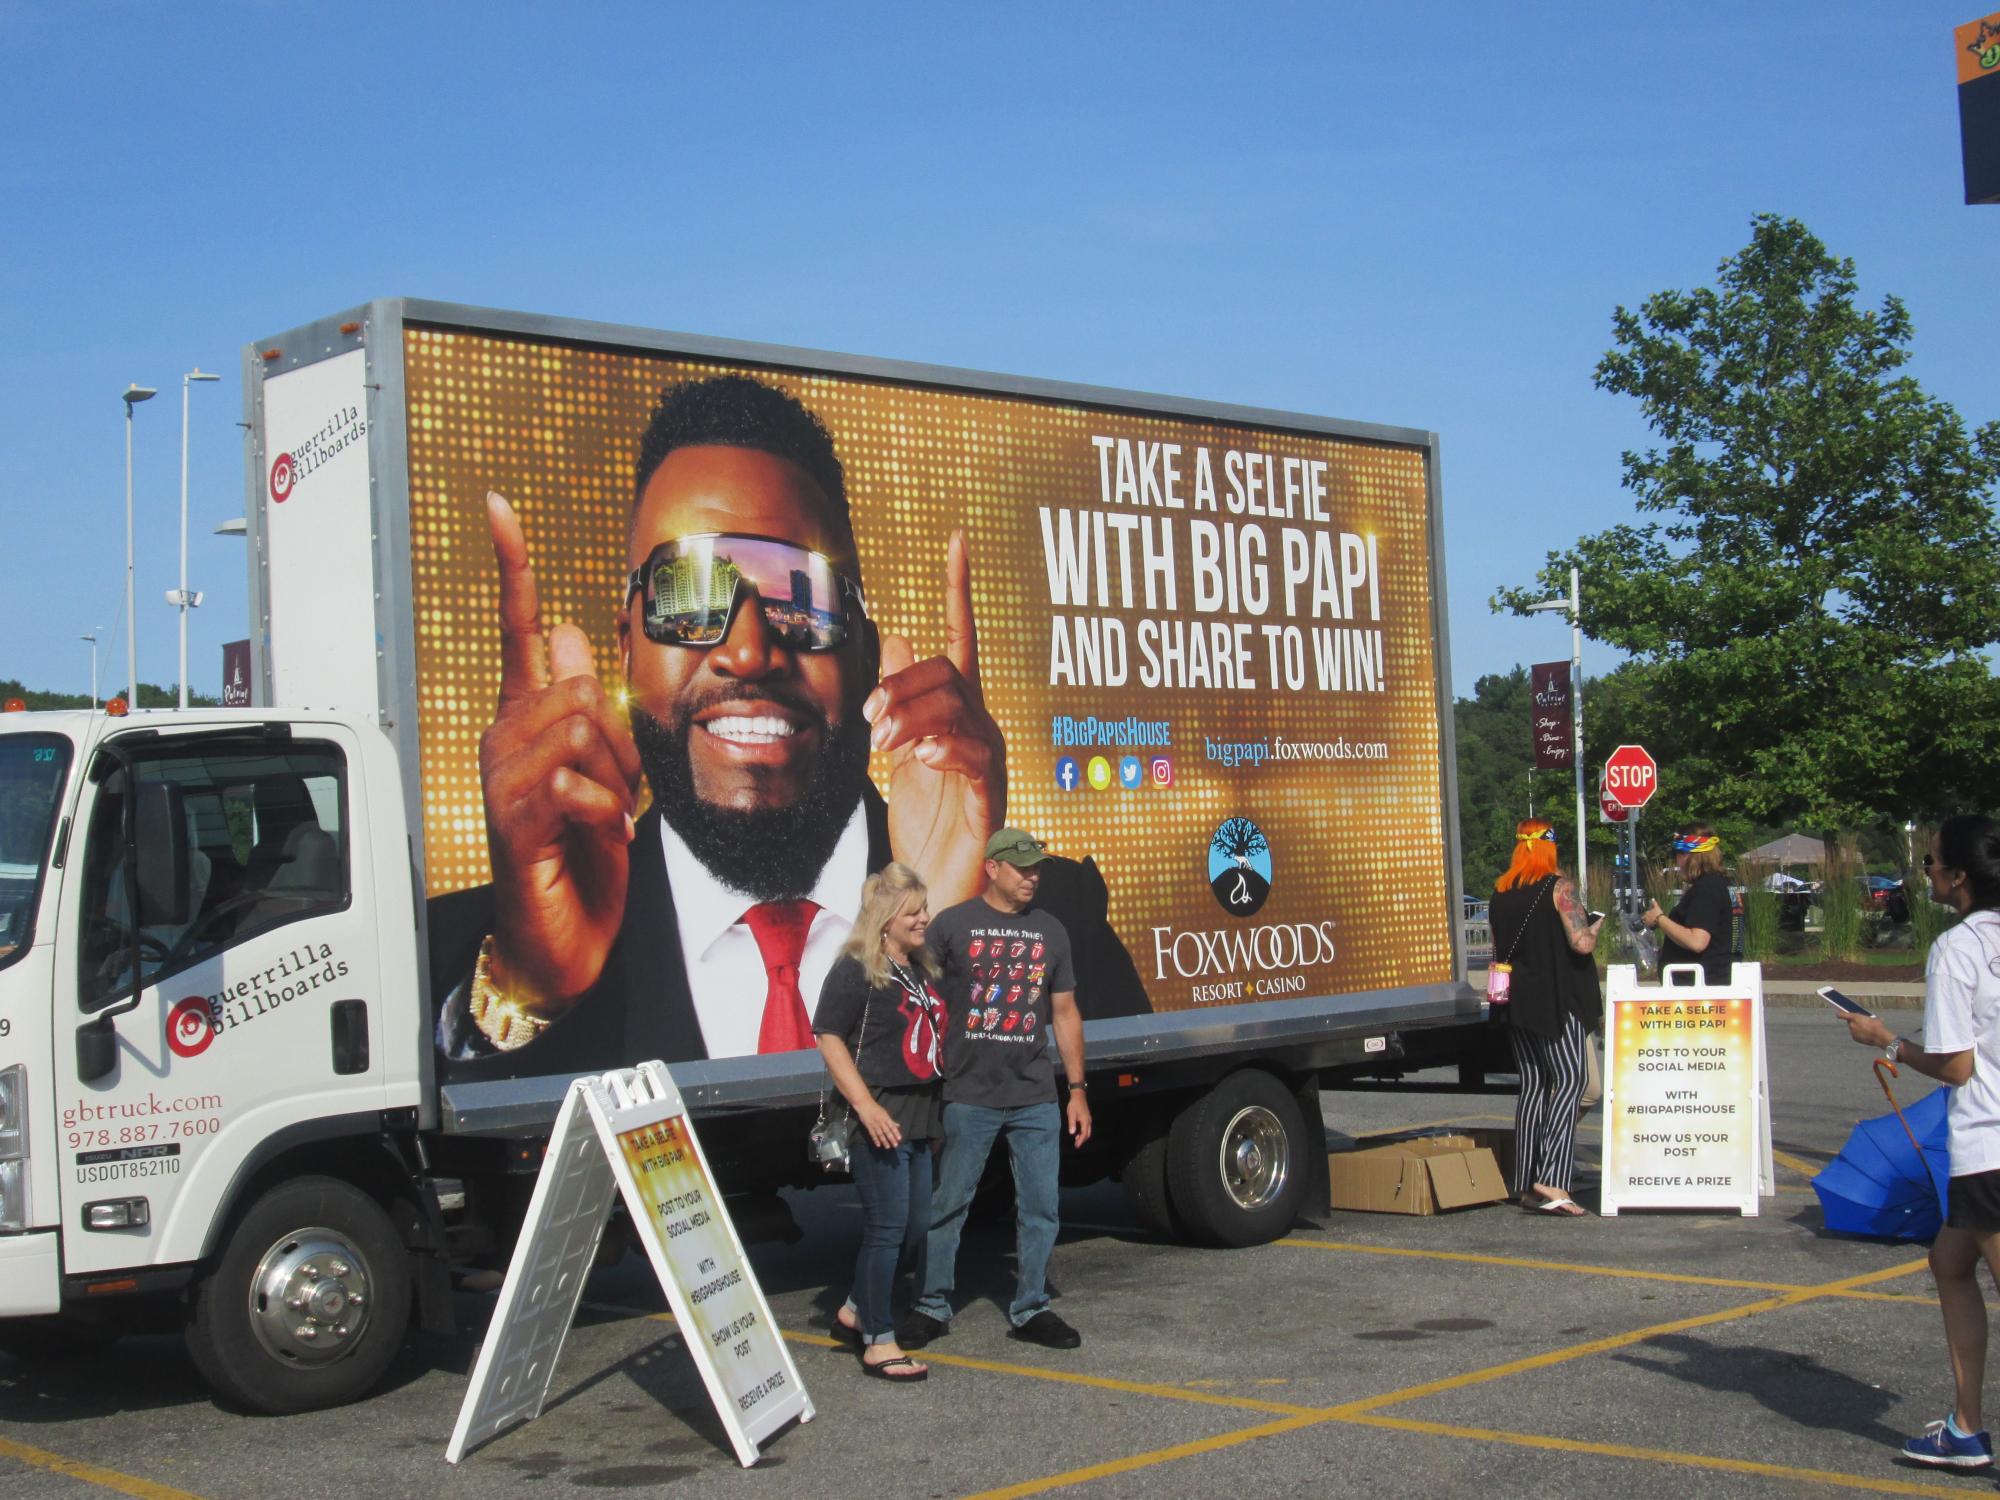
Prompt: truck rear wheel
<box><xmin>1166</xmin><ymin>1070</ymin><xmax>1309</xmax><ymax>1247</ymax></box>
<box><xmin>185</xmin><ymin>1175</ymin><xmax>411</xmax><ymax>1413</ymax></box>
<box><xmin>1119</xmin><ymin>1125</ymin><xmax>1182</xmax><ymax>1239</ymax></box>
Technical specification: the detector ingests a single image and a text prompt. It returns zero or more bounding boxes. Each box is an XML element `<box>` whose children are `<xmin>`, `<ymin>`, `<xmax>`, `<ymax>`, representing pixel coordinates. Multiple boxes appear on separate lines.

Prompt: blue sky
<box><xmin>2</xmin><ymin>3</ymin><xmax>1990</xmax><ymax>703</ymax></box>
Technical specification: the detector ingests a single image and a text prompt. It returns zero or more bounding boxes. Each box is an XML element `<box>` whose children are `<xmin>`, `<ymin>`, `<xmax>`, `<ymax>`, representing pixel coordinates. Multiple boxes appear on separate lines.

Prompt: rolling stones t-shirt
<box><xmin>927</xmin><ymin>897</ymin><xmax>1076</xmax><ymax>1110</ymax></box>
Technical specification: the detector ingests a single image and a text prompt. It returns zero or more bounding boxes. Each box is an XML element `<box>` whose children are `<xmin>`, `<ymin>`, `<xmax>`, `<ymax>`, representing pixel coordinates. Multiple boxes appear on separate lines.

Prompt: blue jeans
<box><xmin>915</xmin><ymin>1101</ymin><xmax>1060</xmax><ymax>1328</ymax></box>
<box><xmin>847</xmin><ymin>1137</ymin><xmax>933</xmax><ymax>1344</ymax></box>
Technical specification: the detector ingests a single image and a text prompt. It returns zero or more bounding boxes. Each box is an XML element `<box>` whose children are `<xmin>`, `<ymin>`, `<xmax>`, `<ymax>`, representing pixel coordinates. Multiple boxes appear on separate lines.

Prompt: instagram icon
<box><xmin>1149</xmin><ymin>756</ymin><xmax>1174</xmax><ymax>788</ymax></box>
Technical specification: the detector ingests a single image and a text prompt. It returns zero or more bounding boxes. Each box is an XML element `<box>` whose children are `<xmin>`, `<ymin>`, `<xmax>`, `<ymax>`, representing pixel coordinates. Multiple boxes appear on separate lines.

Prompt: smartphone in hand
<box><xmin>1818</xmin><ymin>985</ymin><xmax>1874</xmax><ymax>1019</ymax></box>
<box><xmin>1587</xmin><ymin>910</ymin><xmax>1607</xmax><ymax>926</ymax></box>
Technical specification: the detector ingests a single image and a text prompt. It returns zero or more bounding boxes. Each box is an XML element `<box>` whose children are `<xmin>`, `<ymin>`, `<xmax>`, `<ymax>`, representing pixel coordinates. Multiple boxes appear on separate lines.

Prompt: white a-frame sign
<box><xmin>446</xmin><ymin>1062</ymin><xmax>813</xmax><ymax>1466</ymax></box>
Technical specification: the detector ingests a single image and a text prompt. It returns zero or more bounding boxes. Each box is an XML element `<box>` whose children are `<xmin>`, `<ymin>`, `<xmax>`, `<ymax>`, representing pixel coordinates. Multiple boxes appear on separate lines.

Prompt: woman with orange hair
<box><xmin>1490</xmin><ymin>819</ymin><xmax>1603</xmax><ymax>1215</ymax></box>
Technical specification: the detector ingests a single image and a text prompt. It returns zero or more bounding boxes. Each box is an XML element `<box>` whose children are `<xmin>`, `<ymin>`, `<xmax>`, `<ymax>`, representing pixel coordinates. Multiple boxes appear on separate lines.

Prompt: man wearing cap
<box><xmin>901</xmin><ymin>827</ymin><xmax>1091</xmax><ymax>1351</ymax></box>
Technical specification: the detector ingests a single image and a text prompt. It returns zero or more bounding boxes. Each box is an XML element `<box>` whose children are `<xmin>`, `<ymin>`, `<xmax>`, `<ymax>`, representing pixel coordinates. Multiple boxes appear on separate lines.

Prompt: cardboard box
<box><xmin>1328</xmin><ymin>1134</ymin><xmax>1509</xmax><ymax>1215</ymax></box>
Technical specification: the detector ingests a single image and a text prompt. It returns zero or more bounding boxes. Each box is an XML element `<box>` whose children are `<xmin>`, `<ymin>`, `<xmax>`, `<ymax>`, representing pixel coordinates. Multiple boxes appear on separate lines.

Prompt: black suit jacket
<box><xmin>429</xmin><ymin>788</ymin><xmax>1149</xmax><ymax>1083</ymax></box>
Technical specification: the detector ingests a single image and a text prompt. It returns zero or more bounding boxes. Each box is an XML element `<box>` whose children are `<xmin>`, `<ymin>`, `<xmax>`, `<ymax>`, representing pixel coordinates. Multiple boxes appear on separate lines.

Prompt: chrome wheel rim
<box><xmin>1219</xmin><ymin>1105</ymin><xmax>1289</xmax><ymax>1210</ymax></box>
<box><xmin>247</xmin><ymin>1227</ymin><xmax>373</xmax><ymax>1367</ymax></box>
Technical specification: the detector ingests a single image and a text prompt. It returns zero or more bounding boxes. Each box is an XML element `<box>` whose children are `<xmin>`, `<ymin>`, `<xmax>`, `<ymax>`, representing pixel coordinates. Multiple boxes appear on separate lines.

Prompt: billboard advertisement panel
<box><xmin>399</xmin><ymin>322</ymin><xmax>1454</xmax><ymax>1080</ymax></box>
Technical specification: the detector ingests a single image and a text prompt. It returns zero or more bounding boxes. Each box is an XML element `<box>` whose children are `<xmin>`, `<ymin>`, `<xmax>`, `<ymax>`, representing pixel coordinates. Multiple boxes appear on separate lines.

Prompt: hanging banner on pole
<box><xmin>446</xmin><ymin>1062</ymin><xmax>812</xmax><ymax>1467</ymax></box>
<box><xmin>1600</xmin><ymin>962</ymin><xmax>1774</xmax><ymax>1216</ymax></box>
<box><xmin>1530</xmin><ymin>662</ymin><xmax>1573</xmax><ymax>770</ymax></box>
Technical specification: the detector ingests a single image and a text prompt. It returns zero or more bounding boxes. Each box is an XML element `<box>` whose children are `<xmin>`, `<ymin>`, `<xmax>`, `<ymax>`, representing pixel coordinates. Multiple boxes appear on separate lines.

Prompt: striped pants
<box><xmin>1510</xmin><ymin>1012</ymin><xmax>1588</xmax><ymax>1197</ymax></box>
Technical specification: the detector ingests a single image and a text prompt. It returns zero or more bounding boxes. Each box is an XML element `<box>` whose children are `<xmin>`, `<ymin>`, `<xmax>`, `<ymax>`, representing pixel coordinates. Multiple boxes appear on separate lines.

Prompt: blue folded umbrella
<box><xmin>1814</xmin><ymin>1083</ymin><xmax>1951</xmax><ymax>1241</ymax></box>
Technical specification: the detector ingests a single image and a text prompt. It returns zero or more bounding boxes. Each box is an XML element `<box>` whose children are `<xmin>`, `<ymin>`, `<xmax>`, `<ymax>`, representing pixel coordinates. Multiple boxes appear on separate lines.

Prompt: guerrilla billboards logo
<box><xmin>167</xmin><ymin>997</ymin><xmax>218</xmax><ymax>1058</ymax></box>
<box><xmin>270</xmin><ymin>401</ymin><xmax>367</xmax><ymax>506</ymax></box>
<box><xmin>1150</xmin><ymin>817</ymin><xmax>1336</xmax><ymax>1004</ymax></box>
<box><xmin>1209</xmin><ymin>816</ymin><xmax>1272</xmax><ymax>916</ymax></box>
<box><xmin>166</xmin><ymin>941</ymin><xmax>353</xmax><ymax>1054</ymax></box>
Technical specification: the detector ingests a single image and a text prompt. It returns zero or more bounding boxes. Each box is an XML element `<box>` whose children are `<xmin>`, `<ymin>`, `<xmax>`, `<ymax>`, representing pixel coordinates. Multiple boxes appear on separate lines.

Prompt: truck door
<box><xmin>54</xmin><ymin>729</ymin><xmax>386</xmax><ymax>1277</ymax></box>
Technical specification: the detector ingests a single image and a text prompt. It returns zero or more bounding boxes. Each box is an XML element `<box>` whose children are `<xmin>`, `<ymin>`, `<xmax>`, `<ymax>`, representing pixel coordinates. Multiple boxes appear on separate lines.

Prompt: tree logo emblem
<box><xmin>1207</xmin><ymin>817</ymin><xmax>1273</xmax><ymax>917</ymax></box>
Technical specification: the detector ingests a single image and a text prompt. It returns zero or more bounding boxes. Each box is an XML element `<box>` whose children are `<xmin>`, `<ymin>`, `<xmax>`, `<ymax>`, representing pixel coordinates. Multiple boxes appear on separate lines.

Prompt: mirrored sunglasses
<box><xmin>627</xmin><ymin>533</ymin><xmax>865</xmax><ymax>652</ymax></box>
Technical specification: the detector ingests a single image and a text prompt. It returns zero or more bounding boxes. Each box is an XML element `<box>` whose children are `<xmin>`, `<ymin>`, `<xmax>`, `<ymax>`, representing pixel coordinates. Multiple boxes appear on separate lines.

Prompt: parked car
<box><xmin>1862</xmin><ymin>874</ymin><xmax>1910</xmax><ymax>924</ymax></box>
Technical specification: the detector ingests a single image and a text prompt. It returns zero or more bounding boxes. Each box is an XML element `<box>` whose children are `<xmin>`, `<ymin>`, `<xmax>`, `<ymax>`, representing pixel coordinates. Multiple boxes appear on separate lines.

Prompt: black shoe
<box><xmin>1007</xmin><ymin>1310</ymin><xmax>1081</xmax><ymax>1349</ymax></box>
<box><xmin>896</xmin><ymin>1311</ymin><xmax>949</xmax><ymax>1349</ymax></box>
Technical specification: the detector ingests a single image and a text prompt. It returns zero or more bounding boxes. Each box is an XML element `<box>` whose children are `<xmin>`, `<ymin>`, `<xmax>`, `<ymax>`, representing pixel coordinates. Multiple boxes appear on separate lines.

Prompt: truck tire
<box><xmin>184</xmin><ymin>1175</ymin><xmax>411</xmax><ymax>1413</ymax></box>
<box><xmin>1119</xmin><ymin>1126</ymin><xmax>1182</xmax><ymax>1239</ymax></box>
<box><xmin>1165</xmin><ymin>1070</ymin><xmax>1309</xmax><ymax>1248</ymax></box>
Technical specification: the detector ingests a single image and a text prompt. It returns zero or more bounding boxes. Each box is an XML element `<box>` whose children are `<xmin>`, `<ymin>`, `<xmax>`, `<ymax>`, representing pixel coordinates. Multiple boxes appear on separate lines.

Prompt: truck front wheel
<box><xmin>1166</xmin><ymin>1070</ymin><xmax>1309</xmax><ymax>1247</ymax></box>
<box><xmin>185</xmin><ymin>1175</ymin><xmax>411</xmax><ymax>1413</ymax></box>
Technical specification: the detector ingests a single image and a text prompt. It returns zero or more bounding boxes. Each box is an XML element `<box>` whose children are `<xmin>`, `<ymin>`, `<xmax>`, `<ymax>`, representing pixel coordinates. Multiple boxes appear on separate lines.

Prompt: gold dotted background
<box><xmin>403</xmin><ymin>325</ymin><xmax>1452</xmax><ymax>1009</ymax></box>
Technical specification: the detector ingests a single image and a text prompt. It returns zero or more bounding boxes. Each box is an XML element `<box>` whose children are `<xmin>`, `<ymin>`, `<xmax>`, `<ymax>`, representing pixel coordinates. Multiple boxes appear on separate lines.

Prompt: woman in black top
<box><xmin>814</xmin><ymin>862</ymin><xmax>948</xmax><ymax>1382</ymax></box>
<box><xmin>1489</xmin><ymin>819</ymin><xmax>1603</xmax><ymax>1215</ymax></box>
<box><xmin>1643</xmin><ymin>824</ymin><xmax>1733</xmax><ymax>985</ymax></box>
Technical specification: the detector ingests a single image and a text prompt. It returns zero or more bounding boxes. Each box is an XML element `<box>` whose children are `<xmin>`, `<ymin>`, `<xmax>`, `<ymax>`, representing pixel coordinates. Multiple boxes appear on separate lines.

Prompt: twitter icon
<box><xmin>1119</xmin><ymin>755</ymin><xmax>1142</xmax><ymax>789</ymax></box>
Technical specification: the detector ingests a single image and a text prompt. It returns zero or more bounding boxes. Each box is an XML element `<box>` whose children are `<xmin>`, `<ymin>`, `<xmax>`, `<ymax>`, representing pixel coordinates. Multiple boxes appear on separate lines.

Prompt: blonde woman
<box><xmin>814</xmin><ymin>862</ymin><xmax>947</xmax><ymax>1382</ymax></box>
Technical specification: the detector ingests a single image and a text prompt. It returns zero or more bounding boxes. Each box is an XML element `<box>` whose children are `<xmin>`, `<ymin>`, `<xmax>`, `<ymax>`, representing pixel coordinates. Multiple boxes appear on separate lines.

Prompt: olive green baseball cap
<box><xmin>984</xmin><ymin>828</ymin><xmax>1049</xmax><ymax>867</ymax></box>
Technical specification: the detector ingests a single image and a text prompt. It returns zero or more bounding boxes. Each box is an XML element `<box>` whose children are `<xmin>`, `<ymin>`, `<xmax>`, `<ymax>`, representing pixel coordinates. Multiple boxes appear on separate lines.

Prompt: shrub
<box><xmin>1739</xmin><ymin>860</ymin><xmax>1780</xmax><ymax>962</ymax></box>
<box><xmin>1815</xmin><ymin>838</ymin><xmax>1864</xmax><ymax>964</ymax></box>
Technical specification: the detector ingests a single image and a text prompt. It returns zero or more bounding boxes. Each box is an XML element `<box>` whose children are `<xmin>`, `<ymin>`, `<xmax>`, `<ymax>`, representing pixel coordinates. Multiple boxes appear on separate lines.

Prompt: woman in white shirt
<box><xmin>1844</xmin><ymin>815</ymin><xmax>2000</xmax><ymax>1470</ymax></box>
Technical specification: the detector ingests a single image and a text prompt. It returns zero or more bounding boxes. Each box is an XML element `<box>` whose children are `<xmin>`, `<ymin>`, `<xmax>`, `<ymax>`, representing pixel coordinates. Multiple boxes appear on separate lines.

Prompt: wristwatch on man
<box><xmin>1885</xmin><ymin>1037</ymin><xmax>1905</xmax><ymax>1065</ymax></box>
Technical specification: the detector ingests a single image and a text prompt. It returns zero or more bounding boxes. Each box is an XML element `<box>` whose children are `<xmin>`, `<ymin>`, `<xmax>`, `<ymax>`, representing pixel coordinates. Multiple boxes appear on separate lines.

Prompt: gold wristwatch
<box><xmin>467</xmin><ymin>935</ymin><xmax>555</xmax><ymax>1051</ymax></box>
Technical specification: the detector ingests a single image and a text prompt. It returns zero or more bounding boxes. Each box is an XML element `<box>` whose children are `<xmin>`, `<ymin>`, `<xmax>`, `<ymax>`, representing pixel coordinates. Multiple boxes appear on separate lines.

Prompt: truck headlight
<box><xmin>0</xmin><ymin>1159</ymin><xmax>25</xmax><ymax>1233</ymax></box>
<box><xmin>0</xmin><ymin>1066</ymin><xmax>29</xmax><ymax>1232</ymax></box>
<box><xmin>0</xmin><ymin>1065</ymin><xmax>23</xmax><ymax>1158</ymax></box>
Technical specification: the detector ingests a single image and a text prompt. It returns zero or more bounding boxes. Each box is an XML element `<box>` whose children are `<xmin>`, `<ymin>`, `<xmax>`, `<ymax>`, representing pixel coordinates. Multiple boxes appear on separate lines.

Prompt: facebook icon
<box><xmin>1055</xmin><ymin>755</ymin><xmax>1081</xmax><ymax>791</ymax></box>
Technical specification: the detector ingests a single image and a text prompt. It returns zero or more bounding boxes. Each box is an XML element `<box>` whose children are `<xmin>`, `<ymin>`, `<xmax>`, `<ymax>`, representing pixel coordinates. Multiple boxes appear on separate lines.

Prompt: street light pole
<box><xmin>82</xmin><ymin>630</ymin><xmax>99</xmax><ymax>708</ymax></box>
<box><xmin>121</xmin><ymin>384</ymin><xmax>157</xmax><ymax>706</ymax></box>
<box><xmin>1528</xmin><ymin>568</ymin><xmax>1588</xmax><ymax>892</ymax></box>
<box><xmin>177</xmin><ymin>369</ymin><xmax>221</xmax><ymax>709</ymax></box>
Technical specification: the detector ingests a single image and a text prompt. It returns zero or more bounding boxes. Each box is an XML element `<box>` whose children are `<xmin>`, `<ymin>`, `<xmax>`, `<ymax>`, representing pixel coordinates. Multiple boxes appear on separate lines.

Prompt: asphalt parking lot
<box><xmin>1</xmin><ymin>1005</ymin><xmax>1984</xmax><ymax>1499</ymax></box>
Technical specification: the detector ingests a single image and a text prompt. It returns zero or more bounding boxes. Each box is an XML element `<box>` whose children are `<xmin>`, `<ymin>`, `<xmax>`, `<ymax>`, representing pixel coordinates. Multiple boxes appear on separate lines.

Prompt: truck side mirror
<box><xmin>133</xmin><ymin>780</ymin><xmax>189</xmax><ymax>927</ymax></box>
<box><xmin>76</xmin><ymin>1015</ymin><xmax>117</xmax><ymax>1084</ymax></box>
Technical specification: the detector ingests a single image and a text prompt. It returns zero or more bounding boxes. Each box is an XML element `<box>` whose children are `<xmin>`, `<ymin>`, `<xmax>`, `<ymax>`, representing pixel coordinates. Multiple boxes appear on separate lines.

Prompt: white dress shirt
<box><xmin>658</xmin><ymin>806</ymin><xmax>869</xmax><ymax>1058</ymax></box>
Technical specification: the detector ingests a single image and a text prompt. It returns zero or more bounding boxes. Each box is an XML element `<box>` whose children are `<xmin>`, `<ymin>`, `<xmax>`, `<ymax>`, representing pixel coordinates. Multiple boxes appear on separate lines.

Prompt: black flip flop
<box><xmin>862</xmin><ymin>1354</ymin><xmax>928</xmax><ymax>1382</ymax></box>
<box><xmin>831</xmin><ymin>1316</ymin><xmax>863</xmax><ymax>1347</ymax></box>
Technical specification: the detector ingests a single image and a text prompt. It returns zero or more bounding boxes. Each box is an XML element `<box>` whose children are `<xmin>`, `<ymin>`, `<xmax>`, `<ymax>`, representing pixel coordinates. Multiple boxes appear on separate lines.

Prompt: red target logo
<box><xmin>167</xmin><ymin>997</ymin><xmax>217</xmax><ymax>1058</ymax></box>
<box><xmin>269</xmin><ymin>452</ymin><xmax>297</xmax><ymax>504</ymax></box>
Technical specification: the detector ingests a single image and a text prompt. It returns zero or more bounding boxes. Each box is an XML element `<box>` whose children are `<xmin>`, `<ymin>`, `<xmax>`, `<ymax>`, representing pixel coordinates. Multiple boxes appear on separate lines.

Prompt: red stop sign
<box><xmin>1603</xmin><ymin>744</ymin><xmax>1659</xmax><ymax>808</ymax></box>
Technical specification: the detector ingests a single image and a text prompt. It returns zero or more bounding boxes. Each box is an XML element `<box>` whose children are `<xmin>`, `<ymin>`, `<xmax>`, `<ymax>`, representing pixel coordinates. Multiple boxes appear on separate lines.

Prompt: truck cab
<box><xmin>0</xmin><ymin>707</ymin><xmax>431</xmax><ymax>1410</ymax></box>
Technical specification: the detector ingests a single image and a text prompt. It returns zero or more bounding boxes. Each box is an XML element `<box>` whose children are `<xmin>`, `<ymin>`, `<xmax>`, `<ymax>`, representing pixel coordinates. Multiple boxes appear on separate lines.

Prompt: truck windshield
<box><xmin>0</xmin><ymin>733</ymin><xmax>73</xmax><ymax>968</ymax></box>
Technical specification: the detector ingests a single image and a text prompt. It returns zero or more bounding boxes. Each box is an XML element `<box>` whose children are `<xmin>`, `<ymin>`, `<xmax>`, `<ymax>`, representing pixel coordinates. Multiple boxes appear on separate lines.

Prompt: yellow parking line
<box><xmin>1330</xmin><ymin>1256</ymin><xmax>1928</xmax><ymax>1416</ymax></box>
<box><xmin>959</xmin><ymin>1412</ymin><xmax>1328</xmax><ymax>1500</ymax></box>
<box><xmin>1340</xmin><ymin>1413</ymin><xmax>1975</xmax><ymax>1499</ymax></box>
<box><xmin>1278</xmin><ymin>1237</ymin><xmax>1936</xmax><ymax>1302</ymax></box>
<box><xmin>978</xmin><ymin>1256</ymin><xmax>1931</xmax><ymax>1497</ymax></box>
<box><xmin>1771</xmin><ymin>1147</ymin><xmax>1824</xmax><ymax>1180</ymax></box>
<box><xmin>782</xmin><ymin>1327</ymin><xmax>1313</xmax><ymax>1417</ymax></box>
<box><xmin>0</xmin><ymin>1437</ymin><xmax>205</xmax><ymax>1500</ymax></box>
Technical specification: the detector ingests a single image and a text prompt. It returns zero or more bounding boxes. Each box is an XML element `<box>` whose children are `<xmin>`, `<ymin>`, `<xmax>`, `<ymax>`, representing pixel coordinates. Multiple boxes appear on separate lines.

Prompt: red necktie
<box><xmin>744</xmin><ymin>900</ymin><xmax>820</xmax><ymax>1053</ymax></box>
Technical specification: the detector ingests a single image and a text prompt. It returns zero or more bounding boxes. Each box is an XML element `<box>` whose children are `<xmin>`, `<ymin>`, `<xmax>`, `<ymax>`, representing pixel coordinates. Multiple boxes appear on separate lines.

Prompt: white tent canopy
<box><xmin>1739</xmin><ymin>832</ymin><xmax>1826</xmax><ymax>866</ymax></box>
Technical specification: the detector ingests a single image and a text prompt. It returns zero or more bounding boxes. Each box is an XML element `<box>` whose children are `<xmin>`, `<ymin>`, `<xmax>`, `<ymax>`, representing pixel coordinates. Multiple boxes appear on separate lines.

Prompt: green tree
<box><xmin>1497</xmin><ymin>216</ymin><xmax>2000</xmax><ymax>829</ymax></box>
<box><xmin>0</xmin><ymin>678</ymin><xmax>220</xmax><ymax>710</ymax></box>
<box><xmin>1453</xmin><ymin>667</ymin><xmax>1594</xmax><ymax>895</ymax></box>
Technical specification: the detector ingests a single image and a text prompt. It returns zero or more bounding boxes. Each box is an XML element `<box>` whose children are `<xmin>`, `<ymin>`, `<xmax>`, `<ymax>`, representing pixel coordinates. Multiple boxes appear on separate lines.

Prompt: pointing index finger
<box><xmin>944</xmin><ymin>528</ymin><xmax>981</xmax><ymax>697</ymax></box>
<box><xmin>488</xmin><ymin>491</ymin><xmax>549</xmax><ymax>707</ymax></box>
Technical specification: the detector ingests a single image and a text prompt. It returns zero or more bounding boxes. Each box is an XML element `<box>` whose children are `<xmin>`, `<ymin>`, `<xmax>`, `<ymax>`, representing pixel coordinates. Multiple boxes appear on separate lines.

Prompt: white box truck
<box><xmin>0</xmin><ymin>301</ymin><xmax>1478</xmax><ymax>1411</ymax></box>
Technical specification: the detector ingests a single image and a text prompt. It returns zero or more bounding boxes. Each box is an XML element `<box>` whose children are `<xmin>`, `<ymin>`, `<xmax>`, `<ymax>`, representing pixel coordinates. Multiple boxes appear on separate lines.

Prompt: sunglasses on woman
<box><xmin>626</xmin><ymin>533</ymin><xmax>866</xmax><ymax>652</ymax></box>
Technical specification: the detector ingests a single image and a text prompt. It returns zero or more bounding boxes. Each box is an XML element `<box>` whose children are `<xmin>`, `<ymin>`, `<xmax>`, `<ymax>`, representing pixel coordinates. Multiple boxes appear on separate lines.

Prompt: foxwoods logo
<box><xmin>1208</xmin><ymin>816</ymin><xmax>1272</xmax><ymax>916</ymax></box>
<box><xmin>1050</xmin><ymin>714</ymin><xmax>1172</xmax><ymax>749</ymax></box>
<box><xmin>1150</xmin><ymin>919</ymin><xmax>1338</xmax><ymax>982</ymax></box>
